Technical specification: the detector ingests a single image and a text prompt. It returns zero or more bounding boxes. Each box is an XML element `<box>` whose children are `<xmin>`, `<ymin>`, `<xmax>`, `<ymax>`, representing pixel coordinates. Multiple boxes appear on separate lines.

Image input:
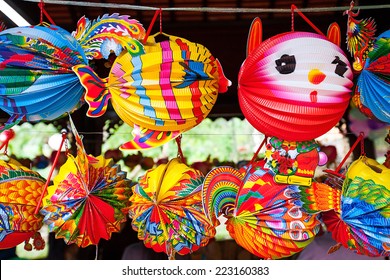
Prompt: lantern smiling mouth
<box><xmin>310</xmin><ymin>91</ymin><xmax>318</xmax><ymax>103</ymax></box>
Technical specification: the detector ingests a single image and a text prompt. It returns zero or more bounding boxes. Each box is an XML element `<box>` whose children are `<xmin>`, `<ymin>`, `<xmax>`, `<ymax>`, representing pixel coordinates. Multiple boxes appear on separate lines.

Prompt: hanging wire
<box><xmin>22</xmin><ymin>0</ymin><xmax>390</xmax><ymax>13</ymax></box>
<box><xmin>38</xmin><ymin>0</ymin><xmax>56</xmax><ymax>25</ymax></box>
<box><xmin>142</xmin><ymin>8</ymin><xmax>161</xmax><ymax>43</ymax></box>
<box><xmin>291</xmin><ymin>4</ymin><xmax>325</xmax><ymax>35</ymax></box>
<box><xmin>34</xmin><ymin>129</ymin><xmax>68</xmax><ymax>214</ymax></box>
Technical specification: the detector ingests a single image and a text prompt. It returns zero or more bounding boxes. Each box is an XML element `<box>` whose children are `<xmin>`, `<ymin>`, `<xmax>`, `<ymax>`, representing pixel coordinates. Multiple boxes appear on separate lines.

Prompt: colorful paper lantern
<box><xmin>40</xmin><ymin>117</ymin><xmax>132</xmax><ymax>247</ymax></box>
<box><xmin>0</xmin><ymin>14</ymin><xmax>145</xmax><ymax>131</ymax></box>
<box><xmin>128</xmin><ymin>158</ymin><xmax>216</xmax><ymax>259</ymax></box>
<box><xmin>353</xmin><ymin>30</ymin><xmax>390</xmax><ymax>124</ymax></box>
<box><xmin>202</xmin><ymin>162</ymin><xmax>321</xmax><ymax>259</ymax></box>
<box><xmin>345</xmin><ymin>4</ymin><xmax>389</xmax><ymax>124</ymax></box>
<box><xmin>74</xmin><ymin>33</ymin><xmax>231</xmax><ymax>150</ymax></box>
<box><xmin>238</xmin><ymin>30</ymin><xmax>353</xmax><ymax>141</ymax></box>
<box><xmin>0</xmin><ymin>24</ymin><xmax>88</xmax><ymax>129</ymax></box>
<box><xmin>330</xmin><ymin>157</ymin><xmax>390</xmax><ymax>256</ymax></box>
<box><xmin>304</xmin><ymin>156</ymin><xmax>390</xmax><ymax>257</ymax></box>
<box><xmin>0</xmin><ymin>159</ymin><xmax>46</xmax><ymax>250</ymax></box>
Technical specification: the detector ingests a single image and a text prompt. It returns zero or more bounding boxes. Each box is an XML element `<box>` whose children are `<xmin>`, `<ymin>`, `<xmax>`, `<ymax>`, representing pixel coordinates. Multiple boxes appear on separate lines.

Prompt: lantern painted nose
<box><xmin>308</xmin><ymin>69</ymin><xmax>326</xmax><ymax>84</ymax></box>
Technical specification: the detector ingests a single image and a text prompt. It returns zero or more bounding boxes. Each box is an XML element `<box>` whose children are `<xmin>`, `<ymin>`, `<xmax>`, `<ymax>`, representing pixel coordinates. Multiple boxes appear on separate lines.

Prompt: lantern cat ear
<box><xmin>247</xmin><ymin>17</ymin><xmax>263</xmax><ymax>56</ymax></box>
<box><xmin>327</xmin><ymin>22</ymin><xmax>341</xmax><ymax>46</ymax></box>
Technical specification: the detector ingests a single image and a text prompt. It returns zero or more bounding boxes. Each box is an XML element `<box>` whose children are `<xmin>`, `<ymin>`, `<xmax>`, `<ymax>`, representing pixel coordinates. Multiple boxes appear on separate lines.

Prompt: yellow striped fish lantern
<box><xmin>74</xmin><ymin>33</ymin><xmax>231</xmax><ymax>150</ymax></box>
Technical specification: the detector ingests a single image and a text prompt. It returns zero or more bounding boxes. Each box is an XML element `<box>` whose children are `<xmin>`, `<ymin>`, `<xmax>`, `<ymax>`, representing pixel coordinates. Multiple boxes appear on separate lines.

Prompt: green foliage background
<box><xmin>102</xmin><ymin>117</ymin><xmax>263</xmax><ymax>164</ymax></box>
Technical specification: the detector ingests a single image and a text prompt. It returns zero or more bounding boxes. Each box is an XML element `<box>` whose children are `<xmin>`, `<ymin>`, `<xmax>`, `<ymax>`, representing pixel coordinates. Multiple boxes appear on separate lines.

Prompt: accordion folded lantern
<box><xmin>320</xmin><ymin>157</ymin><xmax>390</xmax><ymax>257</ymax></box>
<box><xmin>0</xmin><ymin>14</ymin><xmax>145</xmax><ymax>130</ymax></box>
<box><xmin>74</xmin><ymin>33</ymin><xmax>231</xmax><ymax>150</ymax></box>
<box><xmin>202</xmin><ymin>161</ymin><xmax>321</xmax><ymax>259</ymax></box>
<box><xmin>40</xmin><ymin>117</ymin><xmax>132</xmax><ymax>247</ymax></box>
<box><xmin>238</xmin><ymin>20</ymin><xmax>353</xmax><ymax>141</ymax></box>
<box><xmin>128</xmin><ymin>158</ymin><xmax>216</xmax><ymax>259</ymax></box>
<box><xmin>0</xmin><ymin>159</ymin><xmax>46</xmax><ymax>250</ymax></box>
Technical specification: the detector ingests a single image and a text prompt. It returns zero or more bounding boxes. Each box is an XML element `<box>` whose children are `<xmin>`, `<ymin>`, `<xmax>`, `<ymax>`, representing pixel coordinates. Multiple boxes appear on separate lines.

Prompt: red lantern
<box><xmin>238</xmin><ymin>29</ymin><xmax>353</xmax><ymax>141</ymax></box>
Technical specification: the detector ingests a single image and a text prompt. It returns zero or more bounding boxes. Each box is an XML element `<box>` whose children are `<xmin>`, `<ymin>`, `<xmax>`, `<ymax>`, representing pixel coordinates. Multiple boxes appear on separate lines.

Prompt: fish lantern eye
<box><xmin>275</xmin><ymin>54</ymin><xmax>296</xmax><ymax>74</ymax></box>
<box><xmin>332</xmin><ymin>56</ymin><xmax>348</xmax><ymax>77</ymax></box>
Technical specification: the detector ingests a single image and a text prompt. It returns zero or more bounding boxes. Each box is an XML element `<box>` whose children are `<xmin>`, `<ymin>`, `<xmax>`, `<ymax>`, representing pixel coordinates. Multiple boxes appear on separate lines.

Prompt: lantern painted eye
<box><xmin>275</xmin><ymin>54</ymin><xmax>296</xmax><ymax>74</ymax></box>
<box><xmin>332</xmin><ymin>56</ymin><xmax>348</xmax><ymax>77</ymax></box>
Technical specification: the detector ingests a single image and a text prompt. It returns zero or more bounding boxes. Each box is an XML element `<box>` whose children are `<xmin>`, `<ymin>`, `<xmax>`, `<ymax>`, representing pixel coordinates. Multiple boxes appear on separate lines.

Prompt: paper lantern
<box><xmin>74</xmin><ymin>33</ymin><xmax>231</xmax><ymax>150</ymax></box>
<box><xmin>202</xmin><ymin>162</ymin><xmax>321</xmax><ymax>259</ymax></box>
<box><xmin>353</xmin><ymin>30</ymin><xmax>390</xmax><ymax>124</ymax></box>
<box><xmin>238</xmin><ymin>31</ymin><xmax>353</xmax><ymax>141</ymax></box>
<box><xmin>303</xmin><ymin>156</ymin><xmax>390</xmax><ymax>257</ymax></box>
<box><xmin>0</xmin><ymin>25</ymin><xmax>88</xmax><ymax>129</ymax></box>
<box><xmin>0</xmin><ymin>14</ymin><xmax>145</xmax><ymax>130</ymax></box>
<box><xmin>128</xmin><ymin>158</ymin><xmax>216</xmax><ymax>259</ymax></box>
<box><xmin>40</xmin><ymin>117</ymin><xmax>132</xmax><ymax>247</ymax></box>
<box><xmin>327</xmin><ymin>157</ymin><xmax>390</xmax><ymax>257</ymax></box>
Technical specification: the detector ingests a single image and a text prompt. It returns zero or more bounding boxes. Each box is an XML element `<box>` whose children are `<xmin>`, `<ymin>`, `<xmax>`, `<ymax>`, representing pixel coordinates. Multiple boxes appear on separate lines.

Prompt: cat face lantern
<box><xmin>238</xmin><ymin>20</ymin><xmax>353</xmax><ymax>141</ymax></box>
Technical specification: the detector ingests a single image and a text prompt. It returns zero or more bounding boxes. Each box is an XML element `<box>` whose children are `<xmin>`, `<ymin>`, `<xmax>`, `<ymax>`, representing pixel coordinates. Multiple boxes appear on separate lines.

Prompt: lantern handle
<box><xmin>175</xmin><ymin>134</ymin><xmax>186</xmax><ymax>164</ymax></box>
<box><xmin>249</xmin><ymin>136</ymin><xmax>268</xmax><ymax>164</ymax></box>
<box><xmin>143</xmin><ymin>8</ymin><xmax>162</xmax><ymax>44</ymax></box>
<box><xmin>38</xmin><ymin>0</ymin><xmax>56</xmax><ymax>25</ymax></box>
<box><xmin>333</xmin><ymin>132</ymin><xmax>365</xmax><ymax>174</ymax></box>
<box><xmin>291</xmin><ymin>4</ymin><xmax>325</xmax><ymax>36</ymax></box>
<box><xmin>0</xmin><ymin>129</ymin><xmax>15</xmax><ymax>156</ymax></box>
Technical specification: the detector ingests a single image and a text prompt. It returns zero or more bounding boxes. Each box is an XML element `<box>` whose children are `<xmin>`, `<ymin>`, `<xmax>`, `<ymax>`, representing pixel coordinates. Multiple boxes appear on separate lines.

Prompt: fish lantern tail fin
<box><xmin>201</xmin><ymin>166</ymin><xmax>242</xmax><ymax>224</ymax></box>
<box><xmin>215</xmin><ymin>59</ymin><xmax>231</xmax><ymax>93</ymax></box>
<box><xmin>120</xmin><ymin>125</ymin><xmax>181</xmax><ymax>151</ymax></box>
<box><xmin>72</xmin><ymin>65</ymin><xmax>111</xmax><ymax>118</ymax></box>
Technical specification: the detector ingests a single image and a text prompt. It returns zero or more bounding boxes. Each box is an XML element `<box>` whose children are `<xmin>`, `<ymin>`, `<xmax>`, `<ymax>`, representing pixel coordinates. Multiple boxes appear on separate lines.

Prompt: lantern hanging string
<box><xmin>38</xmin><ymin>0</ymin><xmax>56</xmax><ymax>25</ymax></box>
<box><xmin>34</xmin><ymin>129</ymin><xmax>68</xmax><ymax>214</ymax></box>
<box><xmin>143</xmin><ymin>8</ymin><xmax>162</xmax><ymax>44</ymax></box>
<box><xmin>22</xmin><ymin>0</ymin><xmax>390</xmax><ymax>13</ymax></box>
<box><xmin>291</xmin><ymin>4</ymin><xmax>325</xmax><ymax>35</ymax></box>
<box><xmin>334</xmin><ymin>131</ymin><xmax>365</xmax><ymax>174</ymax></box>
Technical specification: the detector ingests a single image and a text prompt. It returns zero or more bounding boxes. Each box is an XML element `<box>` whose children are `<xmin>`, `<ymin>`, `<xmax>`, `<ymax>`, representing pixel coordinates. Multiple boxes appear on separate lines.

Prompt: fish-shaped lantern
<box><xmin>74</xmin><ymin>33</ymin><xmax>230</xmax><ymax>150</ymax></box>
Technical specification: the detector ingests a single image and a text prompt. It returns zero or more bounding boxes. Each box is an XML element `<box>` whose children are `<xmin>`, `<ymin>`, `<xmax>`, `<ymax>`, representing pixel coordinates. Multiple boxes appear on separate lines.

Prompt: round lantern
<box><xmin>238</xmin><ymin>31</ymin><xmax>353</xmax><ymax>141</ymax></box>
<box><xmin>74</xmin><ymin>33</ymin><xmax>230</xmax><ymax>150</ymax></box>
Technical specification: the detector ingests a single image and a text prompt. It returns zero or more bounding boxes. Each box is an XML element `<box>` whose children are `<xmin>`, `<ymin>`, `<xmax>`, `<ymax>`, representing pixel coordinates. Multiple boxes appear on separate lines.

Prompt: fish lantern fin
<box><xmin>246</xmin><ymin>17</ymin><xmax>263</xmax><ymax>56</ymax></box>
<box><xmin>120</xmin><ymin>124</ymin><xmax>181</xmax><ymax>150</ymax></box>
<box><xmin>327</xmin><ymin>22</ymin><xmax>341</xmax><ymax>47</ymax></box>
<box><xmin>72</xmin><ymin>65</ymin><xmax>111</xmax><ymax>118</ymax></box>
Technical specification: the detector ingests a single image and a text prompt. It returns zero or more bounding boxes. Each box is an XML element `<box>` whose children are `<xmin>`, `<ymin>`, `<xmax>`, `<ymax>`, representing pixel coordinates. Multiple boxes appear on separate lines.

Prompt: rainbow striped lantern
<box><xmin>238</xmin><ymin>19</ymin><xmax>353</xmax><ymax>141</ymax></box>
<box><xmin>74</xmin><ymin>33</ymin><xmax>230</xmax><ymax>150</ymax></box>
<box><xmin>201</xmin><ymin>161</ymin><xmax>321</xmax><ymax>259</ymax></box>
